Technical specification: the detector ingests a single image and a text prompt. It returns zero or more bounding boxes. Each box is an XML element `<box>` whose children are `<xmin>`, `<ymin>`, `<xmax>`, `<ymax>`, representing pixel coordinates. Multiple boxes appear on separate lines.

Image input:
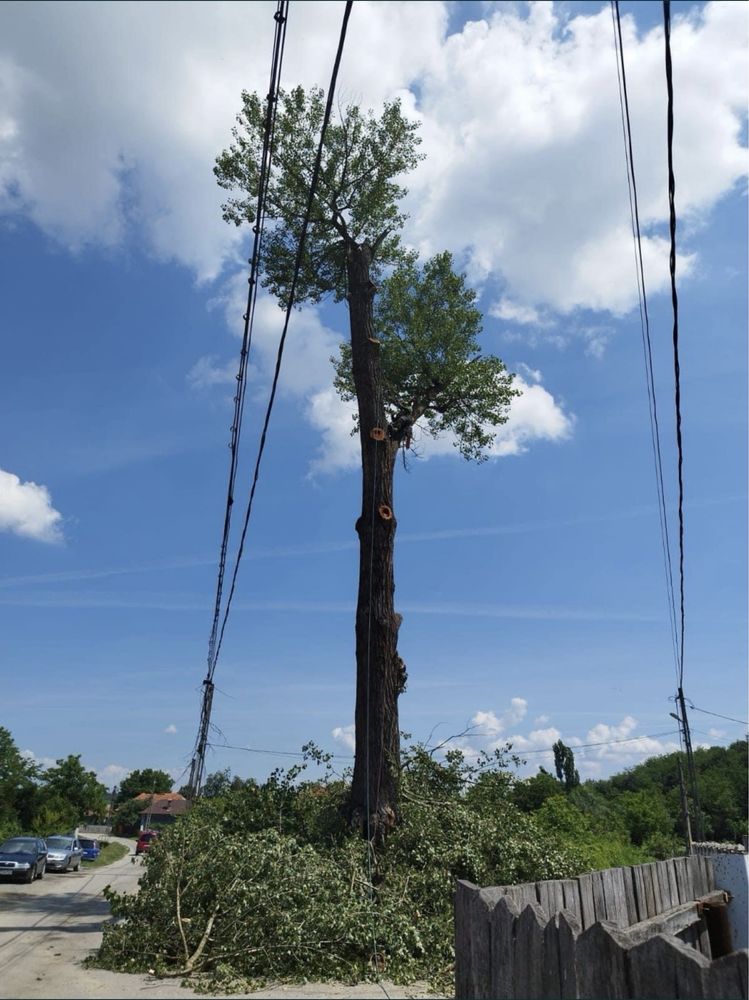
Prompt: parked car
<box><xmin>79</xmin><ymin>837</ymin><xmax>101</xmax><ymax>861</ymax></box>
<box><xmin>135</xmin><ymin>830</ymin><xmax>159</xmax><ymax>855</ymax></box>
<box><xmin>45</xmin><ymin>835</ymin><xmax>83</xmax><ymax>872</ymax></box>
<box><xmin>0</xmin><ymin>836</ymin><xmax>47</xmax><ymax>883</ymax></box>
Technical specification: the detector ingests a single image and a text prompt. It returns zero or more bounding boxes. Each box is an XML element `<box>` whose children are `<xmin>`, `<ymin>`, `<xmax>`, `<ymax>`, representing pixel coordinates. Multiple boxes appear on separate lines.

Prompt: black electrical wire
<box><xmin>208</xmin><ymin>729</ymin><xmax>682</xmax><ymax>762</ymax></box>
<box><xmin>205</xmin><ymin>0</ymin><xmax>289</xmax><ymax>682</ymax></box>
<box><xmin>213</xmin><ymin>0</ymin><xmax>354</xmax><ymax>669</ymax></box>
<box><xmin>687</xmin><ymin>704</ymin><xmax>748</xmax><ymax>727</ymax></box>
<box><xmin>611</xmin><ymin>0</ymin><xmax>680</xmax><ymax>683</ymax></box>
<box><xmin>663</xmin><ymin>0</ymin><xmax>687</xmax><ymax>687</ymax></box>
<box><xmin>189</xmin><ymin>1</ymin><xmax>288</xmax><ymax>790</ymax></box>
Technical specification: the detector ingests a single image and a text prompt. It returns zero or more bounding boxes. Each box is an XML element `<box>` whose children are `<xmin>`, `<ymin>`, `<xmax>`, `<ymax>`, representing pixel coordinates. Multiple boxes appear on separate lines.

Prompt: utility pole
<box><xmin>671</xmin><ymin>689</ymin><xmax>704</xmax><ymax>845</ymax></box>
<box><xmin>676</xmin><ymin>757</ymin><xmax>693</xmax><ymax>854</ymax></box>
<box><xmin>188</xmin><ymin>678</ymin><xmax>214</xmax><ymax>799</ymax></box>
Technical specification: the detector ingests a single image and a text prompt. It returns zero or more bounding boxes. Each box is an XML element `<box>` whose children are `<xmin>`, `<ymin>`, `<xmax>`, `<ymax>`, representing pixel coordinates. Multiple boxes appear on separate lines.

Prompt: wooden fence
<box><xmin>455</xmin><ymin>855</ymin><xmax>748</xmax><ymax>999</ymax></box>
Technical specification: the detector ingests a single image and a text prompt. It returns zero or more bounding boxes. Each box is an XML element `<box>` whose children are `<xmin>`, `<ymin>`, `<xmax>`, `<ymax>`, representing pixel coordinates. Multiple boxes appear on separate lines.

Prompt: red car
<box><xmin>135</xmin><ymin>830</ymin><xmax>159</xmax><ymax>856</ymax></box>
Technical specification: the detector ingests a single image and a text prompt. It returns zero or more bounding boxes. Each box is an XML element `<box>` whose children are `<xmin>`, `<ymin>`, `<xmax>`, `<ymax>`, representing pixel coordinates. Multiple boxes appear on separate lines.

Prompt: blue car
<box><xmin>0</xmin><ymin>836</ymin><xmax>47</xmax><ymax>883</ymax></box>
<box><xmin>79</xmin><ymin>837</ymin><xmax>101</xmax><ymax>861</ymax></box>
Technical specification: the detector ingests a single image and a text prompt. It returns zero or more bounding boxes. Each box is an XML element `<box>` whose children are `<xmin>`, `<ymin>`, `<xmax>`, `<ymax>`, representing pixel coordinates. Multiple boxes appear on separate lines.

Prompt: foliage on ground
<box><xmin>94</xmin><ymin>744</ymin><xmax>585</xmax><ymax>992</ymax></box>
<box><xmin>87</xmin><ymin>737</ymin><xmax>749</xmax><ymax>993</ymax></box>
<box><xmin>82</xmin><ymin>840</ymin><xmax>129</xmax><ymax>868</ymax></box>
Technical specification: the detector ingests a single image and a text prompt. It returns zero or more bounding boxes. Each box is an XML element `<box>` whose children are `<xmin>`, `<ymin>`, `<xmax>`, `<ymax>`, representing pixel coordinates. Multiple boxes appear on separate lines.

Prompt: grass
<box><xmin>81</xmin><ymin>841</ymin><xmax>130</xmax><ymax>868</ymax></box>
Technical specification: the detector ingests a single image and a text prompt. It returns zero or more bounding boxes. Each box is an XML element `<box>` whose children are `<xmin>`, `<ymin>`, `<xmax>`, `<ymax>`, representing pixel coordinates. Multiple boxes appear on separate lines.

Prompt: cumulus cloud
<box><xmin>0</xmin><ymin>1</ymin><xmax>445</xmax><ymax>280</ymax></box>
<box><xmin>448</xmin><ymin>706</ymin><xmax>682</xmax><ymax>777</ymax></box>
<box><xmin>21</xmin><ymin>748</ymin><xmax>56</xmax><ymax>770</ymax></box>
<box><xmin>0</xmin><ymin>1</ymin><xmax>743</xmax><ymax>311</ymax></box>
<box><xmin>98</xmin><ymin>763</ymin><xmax>131</xmax><ymax>786</ymax></box>
<box><xmin>331</xmin><ymin>724</ymin><xmax>355</xmax><ymax>753</ymax></box>
<box><xmin>407</xmin><ymin>1</ymin><xmax>745</xmax><ymax>314</ymax></box>
<box><xmin>471</xmin><ymin>697</ymin><xmax>528</xmax><ymax>737</ymax></box>
<box><xmin>306</xmin><ymin>372</ymin><xmax>573</xmax><ymax>475</ymax></box>
<box><xmin>0</xmin><ymin>468</ymin><xmax>63</xmax><ymax>542</ymax></box>
<box><xmin>187</xmin><ymin>355</ymin><xmax>237</xmax><ymax>390</ymax></box>
<box><xmin>164</xmin><ymin>724</ymin><xmax>178</xmax><ymax>735</ymax></box>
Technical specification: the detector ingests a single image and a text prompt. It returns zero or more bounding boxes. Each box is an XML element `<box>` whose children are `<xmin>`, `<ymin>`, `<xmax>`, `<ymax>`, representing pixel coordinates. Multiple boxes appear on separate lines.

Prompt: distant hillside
<box><xmin>589</xmin><ymin>738</ymin><xmax>747</xmax><ymax>844</ymax></box>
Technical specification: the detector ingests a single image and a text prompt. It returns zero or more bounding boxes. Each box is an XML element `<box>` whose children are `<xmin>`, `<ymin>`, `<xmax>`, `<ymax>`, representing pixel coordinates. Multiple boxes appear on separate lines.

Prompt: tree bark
<box><xmin>346</xmin><ymin>241</ymin><xmax>405</xmax><ymax>841</ymax></box>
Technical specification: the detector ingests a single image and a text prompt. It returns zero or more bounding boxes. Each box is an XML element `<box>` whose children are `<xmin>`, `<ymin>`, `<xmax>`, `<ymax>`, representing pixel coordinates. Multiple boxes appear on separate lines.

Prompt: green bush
<box><xmin>94</xmin><ymin>744</ymin><xmax>583</xmax><ymax>992</ymax></box>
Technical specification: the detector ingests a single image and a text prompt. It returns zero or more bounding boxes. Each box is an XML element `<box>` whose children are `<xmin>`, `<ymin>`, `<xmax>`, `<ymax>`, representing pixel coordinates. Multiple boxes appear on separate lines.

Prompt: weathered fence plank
<box><xmin>514</xmin><ymin>903</ymin><xmax>547</xmax><ymax>999</ymax></box>
<box><xmin>542</xmin><ymin>909</ymin><xmax>562</xmax><ymax>1000</ymax></box>
<box><xmin>456</xmin><ymin>882</ymin><xmax>505</xmax><ymax>999</ymax></box>
<box><xmin>454</xmin><ymin>856</ymin><xmax>740</xmax><ymax>1000</ymax></box>
<box><xmin>489</xmin><ymin>894</ymin><xmax>519</xmax><ymax>1000</ymax></box>
<box><xmin>576</xmin><ymin>921</ymin><xmax>631</xmax><ymax>999</ymax></box>
<box><xmin>560</xmin><ymin>879</ymin><xmax>582</xmax><ymax>924</ymax></box>
<box><xmin>705</xmin><ymin>949</ymin><xmax>748</xmax><ymax>1000</ymax></box>
<box><xmin>537</xmin><ymin>879</ymin><xmax>563</xmax><ymax>922</ymax></box>
<box><xmin>558</xmin><ymin>910</ymin><xmax>581</xmax><ymax>999</ymax></box>
<box><xmin>576</xmin><ymin>872</ymin><xmax>596</xmax><ymax>930</ymax></box>
<box><xmin>628</xmin><ymin>931</ymin><xmax>710</xmax><ymax>999</ymax></box>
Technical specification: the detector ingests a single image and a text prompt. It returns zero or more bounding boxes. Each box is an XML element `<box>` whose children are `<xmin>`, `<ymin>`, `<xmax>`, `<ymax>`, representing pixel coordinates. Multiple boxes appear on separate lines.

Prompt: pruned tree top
<box><xmin>333</xmin><ymin>252</ymin><xmax>519</xmax><ymax>460</ymax></box>
<box><xmin>215</xmin><ymin>85</ymin><xmax>423</xmax><ymax>305</ymax></box>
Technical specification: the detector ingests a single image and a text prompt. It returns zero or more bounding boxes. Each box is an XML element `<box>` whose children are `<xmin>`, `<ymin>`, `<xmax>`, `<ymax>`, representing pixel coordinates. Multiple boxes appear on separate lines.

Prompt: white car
<box><xmin>45</xmin><ymin>835</ymin><xmax>83</xmax><ymax>872</ymax></box>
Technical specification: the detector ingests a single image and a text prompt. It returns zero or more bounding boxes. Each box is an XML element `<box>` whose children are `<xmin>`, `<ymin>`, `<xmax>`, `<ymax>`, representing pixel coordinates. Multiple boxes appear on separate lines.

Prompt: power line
<box><xmin>212</xmin><ymin>0</ymin><xmax>354</xmax><ymax>671</ymax></box>
<box><xmin>206</xmin><ymin>0</ymin><xmax>289</xmax><ymax>679</ymax></box>
<box><xmin>610</xmin><ymin>0</ymin><xmax>680</xmax><ymax>684</ymax></box>
<box><xmin>687</xmin><ymin>704</ymin><xmax>749</xmax><ymax>728</ymax></box>
<box><xmin>663</xmin><ymin>0</ymin><xmax>687</xmax><ymax>688</ymax></box>
<box><xmin>206</xmin><ymin>729</ymin><xmax>683</xmax><ymax>763</ymax></box>
<box><xmin>189</xmin><ymin>0</ymin><xmax>289</xmax><ymax>797</ymax></box>
<box><xmin>208</xmin><ymin>740</ymin><xmax>353</xmax><ymax>760</ymax></box>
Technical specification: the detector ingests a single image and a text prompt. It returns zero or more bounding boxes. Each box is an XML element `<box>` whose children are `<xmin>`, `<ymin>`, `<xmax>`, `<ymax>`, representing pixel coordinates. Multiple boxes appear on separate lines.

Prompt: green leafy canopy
<box><xmin>215</xmin><ymin>85</ymin><xmax>423</xmax><ymax>305</ymax></box>
<box><xmin>333</xmin><ymin>252</ymin><xmax>519</xmax><ymax>460</ymax></box>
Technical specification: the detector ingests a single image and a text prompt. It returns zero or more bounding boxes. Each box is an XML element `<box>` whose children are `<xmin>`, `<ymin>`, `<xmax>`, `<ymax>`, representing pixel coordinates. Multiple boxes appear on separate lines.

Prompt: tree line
<box><xmin>0</xmin><ymin>726</ymin><xmax>175</xmax><ymax>839</ymax></box>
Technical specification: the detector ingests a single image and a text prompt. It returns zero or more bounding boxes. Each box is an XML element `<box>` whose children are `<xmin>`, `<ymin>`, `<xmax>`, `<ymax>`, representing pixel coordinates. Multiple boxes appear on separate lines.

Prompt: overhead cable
<box><xmin>189</xmin><ymin>0</ymin><xmax>289</xmax><ymax>796</ymax></box>
<box><xmin>610</xmin><ymin>0</ymin><xmax>680</xmax><ymax>683</ymax></box>
<box><xmin>206</xmin><ymin>0</ymin><xmax>289</xmax><ymax>681</ymax></box>
<box><xmin>663</xmin><ymin>0</ymin><xmax>687</xmax><ymax>687</ymax></box>
<box><xmin>208</xmin><ymin>729</ymin><xmax>683</xmax><ymax>762</ymax></box>
<box><xmin>687</xmin><ymin>704</ymin><xmax>748</xmax><ymax>728</ymax></box>
<box><xmin>213</xmin><ymin>0</ymin><xmax>354</xmax><ymax>669</ymax></box>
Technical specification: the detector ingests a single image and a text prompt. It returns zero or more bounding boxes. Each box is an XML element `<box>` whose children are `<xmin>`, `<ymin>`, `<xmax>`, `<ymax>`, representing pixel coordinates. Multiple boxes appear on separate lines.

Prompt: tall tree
<box><xmin>216</xmin><ymin>87</ymin><xmax>516</xmax><ymax>837</ymax></box>
<box><xmin>116</xmin><ymin>768</ymin><xmax>173</xmax><ymax>803</ymax></box>
<box><xmin>42</xmin><ymin>755</ymin><xmax>108</xmax><ymax>822</ymax></box>
<box><xmin>0</xmin><ymin>727</ymin><xmax>39</xmax><ymax>835</ymax></box>
<box><xmin>552</xmin><ymin>740</ymin><xmax>580</xmax><ymax>791</ymax></box>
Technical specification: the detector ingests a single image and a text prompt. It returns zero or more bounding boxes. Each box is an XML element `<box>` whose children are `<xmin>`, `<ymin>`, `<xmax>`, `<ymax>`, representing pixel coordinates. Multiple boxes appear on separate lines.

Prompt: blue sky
<box><xmin>0</xmin><ymin>0</ymin><xmax>746</xmax><ymax>791</ymax></box>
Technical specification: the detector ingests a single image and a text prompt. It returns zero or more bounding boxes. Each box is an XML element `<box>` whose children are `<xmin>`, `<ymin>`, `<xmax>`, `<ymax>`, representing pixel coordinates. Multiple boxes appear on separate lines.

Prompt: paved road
<box><xmin>0</xmin><ymin>838</ymin><xmax>439</xmax><ymax>999</ymax></box>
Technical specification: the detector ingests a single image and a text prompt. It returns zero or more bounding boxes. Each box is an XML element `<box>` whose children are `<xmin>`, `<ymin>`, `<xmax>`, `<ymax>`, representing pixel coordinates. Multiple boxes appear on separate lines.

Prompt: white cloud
<box><xmin>307</xmin><ymin>388</ymin><xmax>359</xmax><ymax>475</ymax></box>
<box><xmin>306</xmin><ymin>372</ymin><xmax>573</xmax><ymax>475</ymax></box>
<box><xmin>450</xmin><ymin>708</ymin><xmax>683</xmax><ymax>777</ymax></box>
<box><xmin>0</xmin><ymin>468</ymin><xmax>63</xmax><ymax>543</ymax></box>
<box><xmin>332</xmin><ymin>724</ymin><xmax>355</xmax><ymax>753</ymax></box>
<box><xmin>407</xmin><ymin>2</ymin><xmax>745</xmax><ymax>314</ymax></box>
<box><xmin>490</xmin><ymin>298</ymin><xmax>547</xmax><ymax>327</ymax></box>
<box><xmin>471</xmin><ymin>697</ymin><xmax>528</xmax><ymax>737</ymax></box>
<box><xmin>0</xmin><ymin>1</ymin><xmax>445</xmax><ymax>280</ymax></box>
<box><xmin>488</xmin><ymin>375</ymin><xmax>573</xmax><ymax>457</ymax></box>
<box><xmin>164</xmin><ymin>724</ymin><xmax>178</xmax><ymax>735</ymax></box>
<box><xmin>21</xmin><ymin>748</ymin><xmax>56</xmax><ymax>770</ymax></box>
<box><xmin>187</xmin><ymin>355</ymin><xmax>237</xmax><ymax>390</ymax></box>
<box><xmin>98</xmin><ymin>763</ymin><xmax>131</xmax><ymax>786</ymax></box>
<box><xmin>0</xmin><ymin>2</ymin><xmax>742</xmax><ymax>314</ymax></box>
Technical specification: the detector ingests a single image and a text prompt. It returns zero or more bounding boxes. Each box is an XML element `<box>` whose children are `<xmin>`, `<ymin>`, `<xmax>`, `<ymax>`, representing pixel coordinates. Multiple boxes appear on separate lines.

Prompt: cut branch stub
<box><xmin>369</xmin><ymin>427</ymin><xmax>386</xmax><ymax>441</ymax></box>
<box><xmin>378</xmin><ymin>504</ymin><xmax>393</xmax><ymax>521</ymax></box>
<box><xmin>368</xmin><ymin>337</ymin><xmax>381</xmax><ymax>346</ymax></box>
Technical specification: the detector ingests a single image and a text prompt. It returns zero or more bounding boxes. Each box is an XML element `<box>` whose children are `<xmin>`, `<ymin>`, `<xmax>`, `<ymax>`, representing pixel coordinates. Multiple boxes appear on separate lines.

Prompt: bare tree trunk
<box><xmin>346</xmin><ymin>241</ymin><xmax>405</xmax><ymax>840</ymax></box>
